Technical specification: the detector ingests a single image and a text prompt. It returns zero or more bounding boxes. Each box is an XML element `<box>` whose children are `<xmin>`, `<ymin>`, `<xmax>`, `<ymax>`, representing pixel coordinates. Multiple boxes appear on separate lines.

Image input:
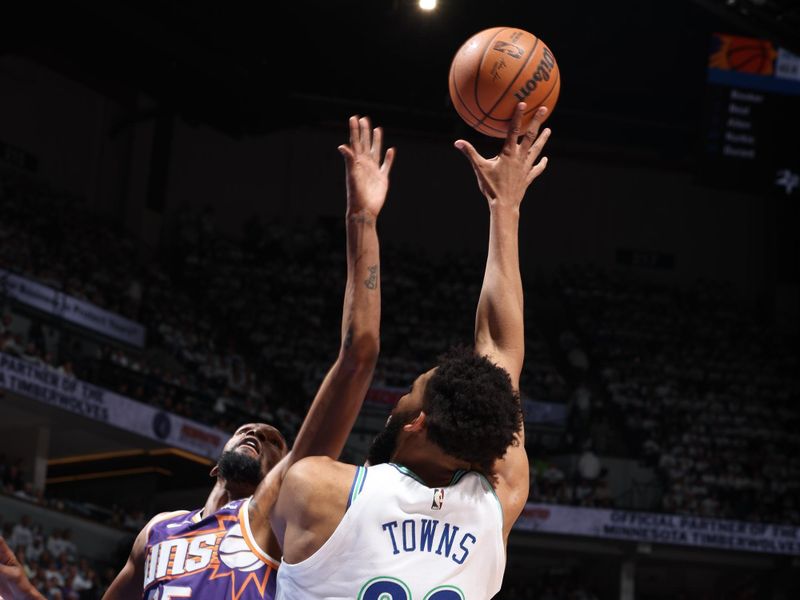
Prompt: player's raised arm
<box><xmin>454</xmin><ymin>102</ymin><xmax>550</xmax><ymax>536</ymax></box>
<box><xmin>250</xmin><ymin>116</ymin><xmax>394</xmax><ymax>527</ymax></box>
<box><xmin>288</xmin><ymin>116</ymin><xmax>394</xmax><ymax>463</ymax></box>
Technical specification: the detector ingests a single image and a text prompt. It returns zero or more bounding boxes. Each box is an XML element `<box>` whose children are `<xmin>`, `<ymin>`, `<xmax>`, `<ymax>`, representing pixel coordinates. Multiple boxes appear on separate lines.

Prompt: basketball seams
<box><xmin>450</xmin><ymin>60</ymin><xmax>508</xmax><ymax>135</ymax></box>
<box><xmin>474</xmin><ymin>27</ymin><xmax>510</xmax><ymax>116</ymax></box>
<box><xmin>476</xmin><ymin>36</ymin><xmax>541</xmax><ymax>127</ymax></box>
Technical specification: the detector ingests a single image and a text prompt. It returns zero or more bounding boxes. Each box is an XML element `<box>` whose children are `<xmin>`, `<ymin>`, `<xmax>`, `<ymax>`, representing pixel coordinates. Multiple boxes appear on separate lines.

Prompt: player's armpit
<box><xmin>492</xmin><ymin>431</ymin><xmax>531</xmax><ymax>538</ymax></box>
<box><xmin>473</xmin><ymin>345</ymin><xmax>529</xmax><ymax>537</ymax></box>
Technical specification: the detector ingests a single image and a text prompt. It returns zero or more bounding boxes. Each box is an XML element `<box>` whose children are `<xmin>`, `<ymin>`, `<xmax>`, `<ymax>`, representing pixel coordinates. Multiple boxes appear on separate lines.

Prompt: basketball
<box><xmin>449</xmin><ymin>27</ymin><xmax>561</xmax><ymax>137</ymax></box>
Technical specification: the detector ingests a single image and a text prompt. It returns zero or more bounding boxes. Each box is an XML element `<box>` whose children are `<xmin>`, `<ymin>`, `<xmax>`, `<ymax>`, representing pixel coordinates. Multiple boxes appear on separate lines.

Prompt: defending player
<box><xmin>0</xmin><ymin>115</ymin><xmax>395</xmax><ymax>600</ymax></box>
<box><xmin>270</xmin><ymin>102</ymin><xmax>550</xmax><ymax>599</ymax></box>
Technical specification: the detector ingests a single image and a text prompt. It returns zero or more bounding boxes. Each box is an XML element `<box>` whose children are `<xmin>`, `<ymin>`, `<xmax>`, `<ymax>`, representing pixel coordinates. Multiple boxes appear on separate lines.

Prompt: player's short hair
<box><xmin>423</xmin><ymin>346</ymin><xmax>523</xmax><ymax>479</ymax></box>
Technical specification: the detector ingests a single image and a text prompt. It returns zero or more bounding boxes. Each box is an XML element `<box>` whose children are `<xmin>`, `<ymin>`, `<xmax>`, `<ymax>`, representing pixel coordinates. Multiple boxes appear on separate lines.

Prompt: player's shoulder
<box><xmin>148</xmin><ymin>509</ymin><xmax>193</xmax><ymax>527</ymax></box>
<box><xmin>283</xmin><ymin>457</ymin><xmax>358</xmax><ymax>505</ymax></box>
<box><xmin>141</xmin><ymin>509</ymin><xmax>195</xmax><ymax>540</ymax></box>
<box><xmin>285</xmin><ymin>456</ymin><xmax>356</xmax><ymax>486</ymax></box>
<box><xmin>127</xmin><ymin>509</ymin><xmax>195</xmax><ymax>559</ymax></box>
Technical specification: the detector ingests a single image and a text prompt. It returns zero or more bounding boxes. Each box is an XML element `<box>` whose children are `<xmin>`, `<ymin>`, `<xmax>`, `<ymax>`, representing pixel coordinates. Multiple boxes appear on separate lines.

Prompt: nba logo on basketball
<box><xmin>432</xmin><ymin>489</ymin><xmax>445</xmax><ymax>510</ymax></box>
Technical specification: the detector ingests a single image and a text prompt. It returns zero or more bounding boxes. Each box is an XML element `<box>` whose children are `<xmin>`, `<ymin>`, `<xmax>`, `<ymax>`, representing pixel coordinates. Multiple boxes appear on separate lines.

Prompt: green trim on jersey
<box><xmin>389</xmin><ymin>463</ymin><xmax>426</xmax><ymax>485</ymax></box>
<box><xmin>448</xmin><ymin>469</ymin><xmax>468</xmax><ymax>486</ymax></box>
<box><xmin>477</xmin><ymin>472</ymin><xmax>504</xmax><ymax>525</ymax></box>
<box><xmin>390</xmin><ymin>464</ymin><xmax>470</xmax><ymax>488</ymax></box>
<box><xmin>348</xmin><ymin>466</ymin><xmax>368</xmax><ymax>508</ymax></box>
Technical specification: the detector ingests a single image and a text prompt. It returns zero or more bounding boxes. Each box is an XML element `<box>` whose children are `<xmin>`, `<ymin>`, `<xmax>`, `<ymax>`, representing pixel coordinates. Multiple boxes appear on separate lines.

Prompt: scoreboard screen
<box><xmin>700</xmin><ymin>33</ymin><xmax>800</xmax><ymax>197</ymax></box>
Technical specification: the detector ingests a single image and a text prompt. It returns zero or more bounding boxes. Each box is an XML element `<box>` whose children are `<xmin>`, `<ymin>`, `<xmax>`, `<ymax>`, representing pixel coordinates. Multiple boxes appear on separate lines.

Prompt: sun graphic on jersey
<box><xmin>149</xmin><ymin>511</ymin><xmax>276</xmax><ymax>600</ymax></box>
<box><xmin>218</xmin><ymin>523</ymin><xmax>262</xmax><ymax>572</ymax></box>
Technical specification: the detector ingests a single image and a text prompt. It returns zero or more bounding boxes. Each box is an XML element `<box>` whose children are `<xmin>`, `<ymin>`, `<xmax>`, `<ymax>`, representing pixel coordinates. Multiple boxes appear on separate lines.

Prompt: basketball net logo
<box><xmin>432</xmin><ymin>488</ymin><xmax>445</xmax><ymax>510</ymax></box>
<box><xmin>492</xmin><ymin>41</ymin><xmax>524</xmax><ymax>60</ymax></box>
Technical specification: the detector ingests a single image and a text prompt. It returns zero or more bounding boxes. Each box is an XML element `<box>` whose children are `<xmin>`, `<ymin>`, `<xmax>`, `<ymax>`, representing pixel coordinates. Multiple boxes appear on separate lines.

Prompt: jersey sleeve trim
<box><xmin>477</xmin><ymin>473</ymin><xmax>505</xmax><ymax>527</ymax></box>
<box><xmin>346</xmin><ymin>466</ymin><xmax>368</xmax><ymax>509</ymax></box>
<box><xmin>240</xmin><ymin>498</ymin><xmax>281</xmax><ymax>569</ymax></box>
<box><xmin>449</xmin><ymin>469</ymin><xmax>468</xmax><ymax>486</ymax></box>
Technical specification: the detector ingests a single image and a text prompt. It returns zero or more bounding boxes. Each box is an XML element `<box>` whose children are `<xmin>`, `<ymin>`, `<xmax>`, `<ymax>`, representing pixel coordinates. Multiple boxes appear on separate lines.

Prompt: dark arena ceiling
<box><xmin>2</xmin><ymin>0</ymin><xmax>798</xmax><ymax>155</ymax></box>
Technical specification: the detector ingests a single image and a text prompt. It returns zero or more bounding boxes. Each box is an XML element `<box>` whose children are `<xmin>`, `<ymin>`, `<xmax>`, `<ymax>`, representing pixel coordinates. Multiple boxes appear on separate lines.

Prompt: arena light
<box><xmin>419</xmin><ymin>0</ymin><xmax>437</xmax><ymax>10</ymax></box>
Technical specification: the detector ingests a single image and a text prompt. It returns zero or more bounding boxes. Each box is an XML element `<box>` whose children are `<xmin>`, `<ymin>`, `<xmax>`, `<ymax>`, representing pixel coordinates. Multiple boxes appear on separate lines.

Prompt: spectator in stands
<box><xmin>26</xmin><ymin>535</ymin><xmax>44</xmax><ymax>564</ymax></box>
<box><xmin>10</xmin><ymin>515</ymin><xmax>33</xmax><ymax>549</ymax></box>
<box><xmin>43</xmin><ymin>558</ymin><xmax>64</xmax><ymax>588</ymax></box>
<box><xmin>45</xmin><ymin>530</ymin><xmax>64</xmax><ymax>559</ymax></box>
<box><xmin>60</xmin><ymin>531</ymin><xmax>76</xmax><ymax>561</ymax></box>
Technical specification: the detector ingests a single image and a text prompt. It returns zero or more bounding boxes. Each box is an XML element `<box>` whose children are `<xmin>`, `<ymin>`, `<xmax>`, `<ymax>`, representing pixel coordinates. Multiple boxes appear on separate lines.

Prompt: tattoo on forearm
<box><xmin>364</xmin><ymin>265</ymin><xmax>379</xmax><ymax>289</ymax></box>
<box><xmin>349</xmin><ymin>213</ymin><xmax>375</xmax><ymax>226</ymax></box>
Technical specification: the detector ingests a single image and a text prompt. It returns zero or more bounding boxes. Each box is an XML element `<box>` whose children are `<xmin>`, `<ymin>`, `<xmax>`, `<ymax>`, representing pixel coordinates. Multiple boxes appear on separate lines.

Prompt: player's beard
<box><xmin>216</xmin><ymin>450</ymin><xmax>262</xmax><ymax>488</ymax></box>
<box><xmin>366</xmin><ymin>410</ymin><xmax>418</xmax><ymax>466</ymax></box>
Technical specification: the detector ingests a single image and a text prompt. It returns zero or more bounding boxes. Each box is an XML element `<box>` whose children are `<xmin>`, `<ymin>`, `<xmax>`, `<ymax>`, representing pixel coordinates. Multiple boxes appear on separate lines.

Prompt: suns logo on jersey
<box><xmin>144</xmin><ymin>508</ymin><xmax>276</xmax><ymax>600</ymax></box>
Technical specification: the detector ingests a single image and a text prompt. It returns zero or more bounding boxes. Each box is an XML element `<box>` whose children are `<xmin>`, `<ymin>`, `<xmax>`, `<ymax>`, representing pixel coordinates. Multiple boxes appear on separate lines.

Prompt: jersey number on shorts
<box><xmin>359</xmin><ymin>577</ymin><xmax>464</xmax><ymax>600</ymax></box>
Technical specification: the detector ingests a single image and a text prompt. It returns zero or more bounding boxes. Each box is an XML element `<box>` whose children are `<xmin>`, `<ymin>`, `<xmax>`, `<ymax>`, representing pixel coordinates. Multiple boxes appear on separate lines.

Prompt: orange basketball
<box><xmin>448</xmin><ymin>27</ymin><xmax>561</xmax><ymax>138</ymax></box>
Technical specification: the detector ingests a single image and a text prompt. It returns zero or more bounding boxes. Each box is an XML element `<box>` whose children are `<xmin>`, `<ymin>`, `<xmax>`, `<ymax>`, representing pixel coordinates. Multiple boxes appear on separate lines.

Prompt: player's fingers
<box><xmin>521</xmin><ymin>106</ymin><xmax>548</xmax><ymax>151</ymax></box>
<box><xmin>525</xmin><ymin>128</ymin><xmax>551</xmax><ymax>169</ymax></box>
<box><xmin>380</xmin><ymin>147</ymin><xmax>396</xmax><ymax>175</ymax></box>
<box><xmin>503</xmin><ymin>102</ymin><xmax>526</xmax><ymax>152</ymax></box>
<box><xmin>526</xmin><ymin>156</ymin><xmax>549</xmax><ymax>185</ymax></box>
<box><xmin>349</xmin><ymin>116</ymin><xmax>361</xmax><ymax>153</ymax></box>
<box><xmin>338</xmin><ymin>145</ymin><xmax>355</xmax><ymax>162</ymax></box>
<box><xmin>371</xmin><ymin>127</ymin><xmax>383</xmax><ymax>158</ymax></box>
<box><xmin>359</xmin><ymin>117</ymin><xmax>372</xmax><ymax>154</ymax></box>
<box><xmin>454</xmin><ymin>140</ymin><xmax>484</xmax><ymax>170</ymax></box>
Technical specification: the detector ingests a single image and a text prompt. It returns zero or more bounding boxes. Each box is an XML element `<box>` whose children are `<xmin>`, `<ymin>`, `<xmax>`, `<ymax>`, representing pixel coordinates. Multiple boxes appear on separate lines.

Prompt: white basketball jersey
<box><xmin>277</xmin><ymin>462</ymin><xmax>506</xmax><ymax>599</ymax></box>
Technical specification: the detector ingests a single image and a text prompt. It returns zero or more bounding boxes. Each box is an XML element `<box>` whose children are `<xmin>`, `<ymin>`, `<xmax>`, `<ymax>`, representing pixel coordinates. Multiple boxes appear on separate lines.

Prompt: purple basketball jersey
<box><xmin>143</xmin><ymin>498</ymin><xmax>278</xmax><ymax>600</ymax></box>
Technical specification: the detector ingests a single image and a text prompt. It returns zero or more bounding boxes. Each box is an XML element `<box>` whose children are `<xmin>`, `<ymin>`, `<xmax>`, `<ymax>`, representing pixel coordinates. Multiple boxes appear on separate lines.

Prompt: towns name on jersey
<box><xmin>381</xmin><ymin>518</ymin><xmax>476</xmax><ymax>564</ymax></box>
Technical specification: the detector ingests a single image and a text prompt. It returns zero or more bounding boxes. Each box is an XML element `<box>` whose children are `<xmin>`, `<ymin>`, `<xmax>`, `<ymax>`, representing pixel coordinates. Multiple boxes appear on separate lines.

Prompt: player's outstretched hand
<box><xmin>339</xmin><ymin>116</ymin><xmax>396</xmax><ymax>219</ymax></box>
<box><xmin>454</xmin><ymin>102</ymin><xmax>550</xmax><ymax>208</ymax></box>
<box><xmin>0</xmin><ymin>537</ymin><xmax>42</xmax><ymax>600</ymax></box>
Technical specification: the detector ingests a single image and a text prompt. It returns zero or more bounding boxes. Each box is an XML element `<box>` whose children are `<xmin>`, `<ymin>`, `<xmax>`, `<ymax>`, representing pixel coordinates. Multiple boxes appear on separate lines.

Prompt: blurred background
<box><xmin>0</xmin><ymin>1</ymin><xmax>798</xmax><ymax>598</ymax></box>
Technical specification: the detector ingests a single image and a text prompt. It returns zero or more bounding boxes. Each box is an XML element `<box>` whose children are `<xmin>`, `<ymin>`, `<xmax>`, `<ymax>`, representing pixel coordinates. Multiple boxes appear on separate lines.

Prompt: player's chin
<box><xmin>233</xmin><ymin>444</ymin><xmax>260</xmax><ymax>460</ymax></box>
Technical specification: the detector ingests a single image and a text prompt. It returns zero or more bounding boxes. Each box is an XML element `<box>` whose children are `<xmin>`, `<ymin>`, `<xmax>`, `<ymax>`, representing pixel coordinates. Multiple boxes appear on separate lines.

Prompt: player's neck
<box><xmin>207</xmin><ymin>479</ymin><xmax>256</xmax><ymax>512</ymax></box>
<box><xmin>392</xmin><ymin>438</ymin><xmax>469</xmax><ymax>488</ymax></box>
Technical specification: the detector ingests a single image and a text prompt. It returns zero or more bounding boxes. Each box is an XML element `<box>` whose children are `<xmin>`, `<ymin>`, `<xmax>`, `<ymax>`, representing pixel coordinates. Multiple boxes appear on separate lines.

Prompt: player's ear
<box><xmin>210</xmin><ymin>464</ymin><xmax>219</xmax><ymax>477</ymax></box>
<box><xmin>403</xmin><ymin>411</ymin><xmax>426</xmax><ymax>432</ymax></box>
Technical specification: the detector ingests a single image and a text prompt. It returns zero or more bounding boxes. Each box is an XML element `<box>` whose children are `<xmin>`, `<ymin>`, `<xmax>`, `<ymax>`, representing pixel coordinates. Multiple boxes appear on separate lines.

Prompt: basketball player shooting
<box><xmin>272</xmin><ymin>102</ymin><xmax>550</xmax><ymax>599</ymax></box>
<box><xmin>0</xmin><ymin>116</ymin><xmax>395</xmax><ymax>600</ymax></box>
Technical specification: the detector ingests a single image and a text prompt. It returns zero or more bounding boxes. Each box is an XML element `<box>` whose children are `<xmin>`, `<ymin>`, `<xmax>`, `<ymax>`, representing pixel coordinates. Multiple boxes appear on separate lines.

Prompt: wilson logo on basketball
<box><xmin>492</xmin><ymin>41</ymin><xmax>524</xmax><ymax>59</ymax></box>
<box><xmin>514</xmin><ymin>47</ymin><xmax>556</xmax><ymax>102</ymax></box>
